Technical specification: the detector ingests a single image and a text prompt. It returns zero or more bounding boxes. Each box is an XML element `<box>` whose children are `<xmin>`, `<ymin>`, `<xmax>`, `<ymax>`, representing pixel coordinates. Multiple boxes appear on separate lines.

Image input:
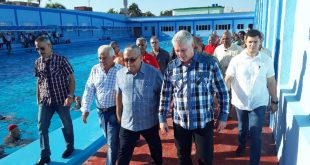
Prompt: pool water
<box><xmin>0</xmin><ymin>39</ymin><xmax>172</xmax><ymax>156</ymax></box>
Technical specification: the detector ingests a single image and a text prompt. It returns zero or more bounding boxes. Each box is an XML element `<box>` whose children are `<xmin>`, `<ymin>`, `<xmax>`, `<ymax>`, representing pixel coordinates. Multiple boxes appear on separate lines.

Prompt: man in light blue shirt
<box><xmin>81</xmin><ymin>45</ymin><xmax>122</xmax><ymax>165</ymax></box>
<box><xmin>115</xmin><ymin>45</ymin><xmax>163</xmax><ymax>165</ymax></box>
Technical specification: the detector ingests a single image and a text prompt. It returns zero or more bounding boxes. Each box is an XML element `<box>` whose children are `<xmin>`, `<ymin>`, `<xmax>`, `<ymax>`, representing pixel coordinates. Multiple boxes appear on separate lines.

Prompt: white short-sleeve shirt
<box><xmin>214</xmin><ymin>44</ymin><xmax>244</xmax><ymax>74</ymax></box>
<box><xmin>226</xmin><ymin>50</ymin><xmax>275</xmax><ymax>110</ymax></box>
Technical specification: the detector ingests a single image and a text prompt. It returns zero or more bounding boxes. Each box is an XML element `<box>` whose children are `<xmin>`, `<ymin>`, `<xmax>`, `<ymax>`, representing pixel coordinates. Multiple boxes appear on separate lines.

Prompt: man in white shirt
<box><xmin>225</xmin><ymin>29</ymin><xmax>278</xmax><ymax>165</ymax></box>
<box><xmin>213</xmin><ymin>31</ymin><xmax>243</xmax><ymax>76</ymax></box>
<box><xmin>80</xmin><ymin>45</ymin><xmax>122</xmax><ymax>165</ymax></box>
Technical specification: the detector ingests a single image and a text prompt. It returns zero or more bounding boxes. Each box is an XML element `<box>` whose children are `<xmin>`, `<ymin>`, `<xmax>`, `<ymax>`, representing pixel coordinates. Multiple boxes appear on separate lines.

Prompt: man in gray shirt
<box><xmin>149</xmin><ymin>36</ymin><xmax>171</xmax><ymax>74</ymax></box>
<box><xmin>116</xmin><ymin>45</ymin><xmax>163</xmax><ymax>165</ymax></box>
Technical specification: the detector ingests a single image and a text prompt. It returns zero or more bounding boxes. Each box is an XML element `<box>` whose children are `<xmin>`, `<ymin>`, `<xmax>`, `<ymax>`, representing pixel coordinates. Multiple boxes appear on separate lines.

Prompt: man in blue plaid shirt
<box><xmin>159</xmin><ymin>30</ymin><xmax>230</xmax><ymax>165</ymax></box>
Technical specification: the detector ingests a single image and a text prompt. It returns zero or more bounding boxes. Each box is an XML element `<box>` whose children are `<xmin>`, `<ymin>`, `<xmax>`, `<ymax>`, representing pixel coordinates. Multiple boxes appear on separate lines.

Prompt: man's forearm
<box><xmin>268</xmin><ymin>77</ymin><xmax>278</xmax><ymax>101</ymax></box>
<box><xmin>68</xmin><ymin>74</ymin><xmax>75</xmax><ymax>95</ymax></box>
<box><xmin>116</xmin><ymin>92</ymin><xmax>123</xmax><ymax>123</ymax></box>
<box><xmin>36</xmin><ymin>79</ymin><xmax>40</xmax><ymax>103</ymax></box>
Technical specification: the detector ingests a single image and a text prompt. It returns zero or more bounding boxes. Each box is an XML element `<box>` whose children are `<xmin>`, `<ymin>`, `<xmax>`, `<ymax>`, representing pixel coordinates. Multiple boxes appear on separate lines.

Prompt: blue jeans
<box><xmin>236</xmin><ymin>106</ymin><xmax>266</xmax><ymax>165</ymax></box>
<box><xmin>38</xmin><ymin>104</ymin><xmax>74</xmax><ymax>158</ymax></box>
<box><xmin>98</xmin><ymin>107</ymin><xmax>120</xmax><ymax>165</ymax></box>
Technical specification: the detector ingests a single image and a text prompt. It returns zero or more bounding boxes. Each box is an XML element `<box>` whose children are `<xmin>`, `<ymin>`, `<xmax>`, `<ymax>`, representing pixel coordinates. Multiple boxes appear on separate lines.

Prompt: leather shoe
<box><xmin>35</xmin><ymin>157</ymin><xmax>50</xmax><ymax>165</ymax></box>
<box><xmin>62</xmin><ymin>148</ymin><xmax>74</xmax><ymax>158</ymax></box>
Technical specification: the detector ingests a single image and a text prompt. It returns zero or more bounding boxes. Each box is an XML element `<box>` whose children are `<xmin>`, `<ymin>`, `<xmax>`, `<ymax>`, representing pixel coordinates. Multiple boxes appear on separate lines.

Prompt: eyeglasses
<box><xmin>35</xmin><ymin>47</ymin><xmax>45</xmax><ymax>52</ymax></box>
<box><xmin>137</xmin><ymin>44</ymin><xmax>146</xmax><ymax>47</ymax></box>
<box><xmin>151</xmin><ymin>41</ymin><xmax>158</xmax><ymax>44</ymax></box>
<box><xmin>123</xmin><ymin>55</ymin><xmax>140</xmax><ymax>63</ymax></box>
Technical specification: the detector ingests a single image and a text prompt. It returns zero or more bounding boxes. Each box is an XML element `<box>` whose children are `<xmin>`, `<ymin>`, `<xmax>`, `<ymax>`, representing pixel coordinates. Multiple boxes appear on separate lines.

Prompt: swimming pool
<box><xmin>0</xmin><ymin>38</ymin><xmax>172</xmax><ymax>156</ymax></box>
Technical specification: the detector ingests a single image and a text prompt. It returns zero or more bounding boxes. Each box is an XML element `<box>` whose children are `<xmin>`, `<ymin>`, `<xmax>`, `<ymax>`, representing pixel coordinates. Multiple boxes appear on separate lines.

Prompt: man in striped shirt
<box><xmin>80</xmin><ymin>45</ymin><xmax>122</xmax><ymax>165</ymax></box>
<box><xmin>159</xmin><ymin>30</ymin><xmax>229</xmax><ymax>165</ymax></box>
<box><xmin>34</xmin><ymin>36</ymin><xmax>75</xmax><ymax>165</ymax></box>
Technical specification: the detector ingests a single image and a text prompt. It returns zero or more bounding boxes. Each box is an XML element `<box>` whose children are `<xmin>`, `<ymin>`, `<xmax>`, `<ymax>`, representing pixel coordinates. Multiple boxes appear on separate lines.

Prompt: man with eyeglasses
<box><xmin>34</xmin><ymin>36</ymin><xmax>75</xmax><ymax>165</ymax></box>
<box><xmin>116</xmin><ymin>45</ymin><xmax>163</xmax><ymax>165</ymax></box>
<box><xmin>159</xmin><ymin>30</ymin><xmax>229</xmax><ymax>165</ymax></box>
<box><xmin>149</xmin><ymin>36</ymin><xmax>171</xmax><ymax>74</ymax></box>
<box><xmin>80</xmin><ymin>45</ymin><xmax>123</xmax><ymax>165</ymax></box>
<box><xmin>136</xmin><ymin>37</ymin><xmax>160</xmax><ymax>70</ymax></box>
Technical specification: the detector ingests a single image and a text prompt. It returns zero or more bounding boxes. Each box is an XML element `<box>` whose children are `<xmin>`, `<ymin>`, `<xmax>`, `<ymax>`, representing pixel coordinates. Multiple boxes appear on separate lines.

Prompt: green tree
<box><xmin>128</xmin><ymin>3</ymin><xmax>142</xmax><ymax>17</ymax></box>
<box><xmin>45</xmin><ymin>3</ymin><xmax>66</xmax><ymax>9</ymax></box>
<box><xmin>107</xmin><ymin>8</ymin><xmax>119</xmax><ymax>14</ymax></box>
<box><xmin>160</xmin><ymin>10</ymin><xmax>172</xmax><ymax>16</ymax></box>
<box><xmin>143</xmin><ymin>11</ymin><xmax>155</xmax><ymax>17</ymax></box>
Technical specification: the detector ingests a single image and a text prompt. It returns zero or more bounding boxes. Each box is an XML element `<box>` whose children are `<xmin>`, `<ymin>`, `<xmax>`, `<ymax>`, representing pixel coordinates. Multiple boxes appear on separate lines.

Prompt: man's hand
<box><xmin>82</xmin><ymin>112</ymin><xmax>89</xmax><ymax>124</ymax></box>
<box><xmin>160</xmin><ymin>122</ymin><xmax>169</xmax><ymax>135</ymax></box>
<box><xmin>268</xmin><ymin>104</ymin><xmax>278</xmax><ymax>113</ymax></box>
<box><xmin>215</xmin><ymin>120</ymin><xmax>227</xmax><ymax>132</ymax></box>
<box><xmin>64</xmin><ymin>97</ymin><xmax>74</xmax><ymax>107</ymax></box>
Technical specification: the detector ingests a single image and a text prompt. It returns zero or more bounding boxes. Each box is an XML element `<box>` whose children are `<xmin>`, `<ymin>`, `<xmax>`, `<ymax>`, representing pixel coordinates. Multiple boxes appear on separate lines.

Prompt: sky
<box><xmin>39</xmin><ymin>0</ymin><xmax>256</xmax><ymax>16</ymax></box>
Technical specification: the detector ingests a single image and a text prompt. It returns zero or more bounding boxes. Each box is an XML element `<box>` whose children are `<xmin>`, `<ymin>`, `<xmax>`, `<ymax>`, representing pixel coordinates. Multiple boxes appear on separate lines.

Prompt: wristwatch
<box><xmin>272</xmin><ymin>100</ymin><xmax>279</xmax><ymax>104</ymax></box>
<box><xmin>67</xmin><ymin>94</ymin><xmax>74</xmax><ymax>98</ymax></box>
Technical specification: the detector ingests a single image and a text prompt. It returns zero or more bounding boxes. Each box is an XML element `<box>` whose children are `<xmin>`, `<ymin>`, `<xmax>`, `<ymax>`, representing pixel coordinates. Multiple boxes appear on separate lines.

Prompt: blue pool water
<box><xmin>0</xmin><ymin>39</ymin><xmax>172</xmax><ymax>156</ymax></box>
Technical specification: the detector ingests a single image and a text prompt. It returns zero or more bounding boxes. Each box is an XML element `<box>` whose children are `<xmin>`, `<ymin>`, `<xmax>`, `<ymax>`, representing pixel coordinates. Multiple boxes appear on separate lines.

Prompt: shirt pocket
<box><xmin>142</xmin><ymin>79</ymin><xmax>154</xmax><ymax>100</ymax></box>
<box><xmin>195</xmin><ymin>72</ymin><xmax>210</xmax><ymax>94</ymax></box>
<box><xmin>171</xmin><ymin>74</ymin><xmax>183</xmax><ymax>92</ymax></box>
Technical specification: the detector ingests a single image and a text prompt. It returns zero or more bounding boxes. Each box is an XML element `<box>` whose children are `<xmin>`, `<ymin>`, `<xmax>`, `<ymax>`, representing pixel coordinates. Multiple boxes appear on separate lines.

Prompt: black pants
<box><xmin>118</xmin><ymin>124</ymin><xmax>162</xmax><ymax>165</ymax></box>
<box><xmin>174</xmin><ymin>121</ymin><xmax>214</xmax><ymax>165</ymax></box>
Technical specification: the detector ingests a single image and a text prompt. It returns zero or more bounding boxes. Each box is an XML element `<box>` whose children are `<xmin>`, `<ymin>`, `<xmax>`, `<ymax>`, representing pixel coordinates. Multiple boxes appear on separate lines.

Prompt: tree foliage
<box><xmin>128</xmin><ymin>3</ymin><xmax>143</xmax><ymax>17</ymax></box>
<box><xmin>107</xmin><ymin>8</ymin><xmax>119</xmax><ymax>14</ymax></box>
<box><xmin>160</xmin><ymin>10</ymin><xmax>173</xmax><ymax>16</ymax></box>
<box><xmin>143</xmin><ymin>11</ymin><xmax>155</xmax><ymax>17</ymax></box>
<box><xmin>45</xmin><ymin>3</ymin><xmax>66</xmax><ymax>9</ymax></box>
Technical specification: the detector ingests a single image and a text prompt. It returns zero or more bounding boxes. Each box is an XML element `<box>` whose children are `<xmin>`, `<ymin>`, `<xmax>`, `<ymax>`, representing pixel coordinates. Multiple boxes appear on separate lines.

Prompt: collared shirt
<box><xmin>115</xmin><ymin>62</ymin><xmax>163</xmax><ymax>131</ymax></box>
<box><xmin>34</xmin><ymin>52</ymin><xmax>74</xmax><ymax>105</ymax></box>
<box><xmin>213</xmin><ymin>44</ymin><xmax>243</xmax><ymax>75</ymax></box>
<box><xmin>226</xmin><ymin>50</ymin><xmax>274</xmax><ymax>110</ymax></box>
<box><xmin>142</xmin><ymin>52</ymin><xmax>160</xmax><ymax>70</ymax></box>
<box><xmin>80</xmin><ymin>63</ymin><xmax>122</xmax><ymax>112</ymax></box>
<box><xmin>159</xmin><ymin>54</ymin><xmax>229</xmax><ymax>130</ymax></box>
<box><xmin>149</xmin><ymin>47</ymin><xmax>171</xmax><ymax>74</ymax></box>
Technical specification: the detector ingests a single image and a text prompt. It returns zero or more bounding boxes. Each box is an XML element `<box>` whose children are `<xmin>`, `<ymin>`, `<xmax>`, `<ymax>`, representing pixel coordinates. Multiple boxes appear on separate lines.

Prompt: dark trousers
<box><xmin>118</xmin><ymin>125</ymin><xmax>162</xmax><ymax>165</ymax></box>
<box><xmin>174</xmin><ymin>121</ymin><xmax>214</xmax><ymax>165</ymax></box>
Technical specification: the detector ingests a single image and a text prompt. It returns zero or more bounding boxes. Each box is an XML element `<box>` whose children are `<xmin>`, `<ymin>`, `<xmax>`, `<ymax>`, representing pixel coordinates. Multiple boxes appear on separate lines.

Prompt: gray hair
<box><xmin>172</xmin><ymin>30</ymin><xmax>193</xmax><ymax>46</ymax></box>
<box><xmin>124</xmin><ymin>44</ymin><xmax>141</xmax><ymax>56</ymax></box>
<box><xmin>150</xmin><ymin>36</ymin><xmax>158</xmax><ymax>41</ymax></box>
<box><xmin>35</xmin><ymin>36</ymin><xmax>51</xmax><ymax>44</ymax></box>
<box><xmin>136</xmin><ymin>37</ymin><xmax>147</xmax><ymax>45</ymax></box>
<box><xmin>98</xmin><ymin>45</ymin><xmax>115</xmax><ymax>57</ymax></box>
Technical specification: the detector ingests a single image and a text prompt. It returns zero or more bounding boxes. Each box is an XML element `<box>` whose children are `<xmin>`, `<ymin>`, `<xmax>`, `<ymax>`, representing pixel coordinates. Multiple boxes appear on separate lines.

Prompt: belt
<box><xmin>97</xmin><ymin>106</ymin><xmax>116</xmax><ymax>112</ymax></box>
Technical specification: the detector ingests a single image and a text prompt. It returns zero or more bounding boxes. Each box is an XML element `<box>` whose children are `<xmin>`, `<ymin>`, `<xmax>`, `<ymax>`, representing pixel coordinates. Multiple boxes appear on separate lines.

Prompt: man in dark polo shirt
<box><xmin>34</xmin><ymin>36</ymin><xmax>75</xmax><ymax>165</ymax></box>
<box><xmin>149</xmin><ymin>36</ymin><xmax>171</xmax><ymax>74</ymax></box>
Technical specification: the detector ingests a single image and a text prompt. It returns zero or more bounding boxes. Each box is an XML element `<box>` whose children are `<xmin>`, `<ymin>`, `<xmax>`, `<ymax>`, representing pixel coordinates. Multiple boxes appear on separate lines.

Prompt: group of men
<box><xmin>33</xmin><ymin>28</ymin><xmax>278</xmax><ymax>165</ymax></box>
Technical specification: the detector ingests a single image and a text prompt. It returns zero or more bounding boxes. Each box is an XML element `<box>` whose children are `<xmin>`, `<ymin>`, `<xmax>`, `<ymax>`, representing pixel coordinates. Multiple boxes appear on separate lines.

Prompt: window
<box><xmin>196</xmin><ymin>24</ymin><xmax>211</xmax><ymax>31</ymax></box>
<box><xmin>178</xmin><ymin>26</ymin><xmax>191</xmax><ymax>32</ymax></box>
<box><xmin>161</xmin><ymin>26</ymin><xmax>174</xmax><ymax>32</ymax></box>
<box><xmin>215</xmin><ymin>24</ymin><xmax>231</xmax><ymax>30</ymax></box>
<box><xmin>237</xmin><ymin>24</ymin><xmax>244</xmax><ymax>29</ymax></box>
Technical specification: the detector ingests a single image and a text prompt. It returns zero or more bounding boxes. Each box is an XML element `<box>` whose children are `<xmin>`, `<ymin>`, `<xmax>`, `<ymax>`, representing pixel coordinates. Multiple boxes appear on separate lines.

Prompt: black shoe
<box><xmin>62</xmin><ymin>148</ymin><xmax>74</xmax><ymax>158</ymax></box>
<box><xmin>236</xmin><ymin>146</ymin><xmax>245</xmax><ymax>157</ymax></box>
<box><xmin>35</xmin><ymin>157</ymin><xmax>51</xmax><ymax>165</ymax></box>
